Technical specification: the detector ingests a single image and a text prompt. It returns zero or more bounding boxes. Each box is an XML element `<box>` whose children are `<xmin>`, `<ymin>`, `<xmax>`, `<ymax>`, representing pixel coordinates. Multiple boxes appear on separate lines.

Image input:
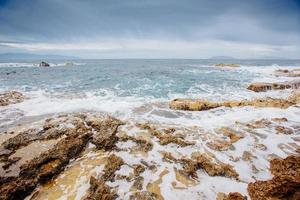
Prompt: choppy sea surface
<box><xmin>1</xmin><ymin>59</ymin><xmax>300</xmax><ymax>128</ymax></box>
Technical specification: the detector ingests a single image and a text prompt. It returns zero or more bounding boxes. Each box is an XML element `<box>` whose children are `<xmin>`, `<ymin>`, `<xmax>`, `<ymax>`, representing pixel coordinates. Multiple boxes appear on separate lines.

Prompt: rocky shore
<box><xmin>0</xmin><ymin>66</ymin><xmax>299</xmax><ymax>199</ymax></box>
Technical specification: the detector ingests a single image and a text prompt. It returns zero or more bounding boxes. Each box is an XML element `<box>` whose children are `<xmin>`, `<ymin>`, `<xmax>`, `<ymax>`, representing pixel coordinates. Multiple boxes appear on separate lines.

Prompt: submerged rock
<box><xmin>137</xmin><ymin>123</ymin><xmax>195</xmax><ymax>147</ymax></box>
<box><xmin>275</xmin><ymin>69</ymin><xmax>300</xmax><ymax>77</ymax></box>
<box><xmin>216</xmin><ymin>192</ymin><xmax>247</xmax><ymax>200</ymax></box>
<box><xmin>102</xmin><ymin>154</ymin><xmax>124</xmax><ymax>181</ymax></box>
<box><xmin>161</xmin><ymin>151</ymin><xmax>239</xmax><ymax>180</ymax></box>
<box><xmin>169</xmin><ymin>93</ymin><xmax>299</xmax><ymax>111</ymax></box>
<box><xmin>129</xmin><ymin>191</ymin><xmax>157</xmax><ymax>200</ymax></box>
<box><xmin>84</xmin><ymin>176</ymin><xmax>117</xmax><ymax>200</ymax></box>
<box><xmin>247</xmin><ymin>155</ymin><xmax>300</xmax><ymax>200</ymax></box>
<box><xmin>247</xmin><ymin>80</ymin><xmax>300</xmax><ymax>92</ymax></box>
<box><xmin>0</xmin><ymin>91</ymin><xmax>26</xmax><ymax>106</ymax></box>
<box><xmin>39</xmin><ymin>61</ymin><xmax>50</xmax><ymax>67</ymax></box>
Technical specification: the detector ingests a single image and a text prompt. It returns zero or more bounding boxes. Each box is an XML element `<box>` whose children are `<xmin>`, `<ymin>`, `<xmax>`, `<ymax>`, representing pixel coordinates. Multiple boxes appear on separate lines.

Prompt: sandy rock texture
<box><xmin>0</xmin><ymin>91</ymin><xmax>26</xmax><ymax>106</ymax></box>
<box><xmin>169</xmin><ymin>92</ymin><xmax>300</xmax><ymax>111</ymax></box>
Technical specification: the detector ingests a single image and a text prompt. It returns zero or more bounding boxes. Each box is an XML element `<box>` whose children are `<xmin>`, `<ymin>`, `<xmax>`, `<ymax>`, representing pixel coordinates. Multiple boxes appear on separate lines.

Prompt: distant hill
<box><xmin>209</xmin><ymin>56</ymin><xmax>236</xmax><ymax>60</ymax></box>
<box><xmin>0</xmin><ymin>53</ymin><xmax>78</xmax><ymax>60</ymax></box>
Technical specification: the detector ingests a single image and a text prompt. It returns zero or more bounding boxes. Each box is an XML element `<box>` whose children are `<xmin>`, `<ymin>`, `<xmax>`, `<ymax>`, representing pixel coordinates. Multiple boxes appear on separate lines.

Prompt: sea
<box><xmin>1</xmin><ymin>59</ymin><xmax>300</xmax><ymax>129</ymax></box>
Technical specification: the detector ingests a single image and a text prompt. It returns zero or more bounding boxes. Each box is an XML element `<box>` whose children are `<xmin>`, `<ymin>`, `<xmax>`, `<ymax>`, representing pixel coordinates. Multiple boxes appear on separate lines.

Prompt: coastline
<box><xmin>0</xmin><ymin>61</ymin><xmax>299</xmax><ymax>199</ymax></box>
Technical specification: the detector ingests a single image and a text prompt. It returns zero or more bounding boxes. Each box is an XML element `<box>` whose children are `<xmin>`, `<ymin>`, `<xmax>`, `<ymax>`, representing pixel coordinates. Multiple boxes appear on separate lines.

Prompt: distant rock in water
<box><xmin>0</xmin><ymin>91</ymin><xmax>26</xmax><ymax>106</ymax></box>
<box><xmin>215</xmin><ymin>63</ymin><xmax>240</xmax><ymax>68</ymax></box>
<box><xmin>39</xmin><ymin>61</ymin><xmax>50</xmax><ymax>67</ymax></box>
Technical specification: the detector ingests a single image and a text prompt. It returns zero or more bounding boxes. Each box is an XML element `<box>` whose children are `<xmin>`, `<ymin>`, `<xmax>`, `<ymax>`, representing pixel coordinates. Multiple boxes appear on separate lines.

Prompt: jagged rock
<box><xmin>86</xmin><ymin>116</ymin><xmax>124</xmax><ymax>150</ymax></box>
<box><xmin>275</xmin><ymin>126</ymin><xmax>294</xmax><ymax>135</ymax></box>
<box><xmin>219</xmin><ymin>127</ymin><xmax>244</xmax><ymax>143</ymax></box>
<box><xmin>84</xmin><ymin>176</ymin><xmax>117</xmax><ymax>200</ymax></box>
<box><xmin>216</xmin><ymin>192</ymin><xmax>247</xmax><ymax>200</ymax></box>
<box><xmin>130</xmin><ymin>176</ymin><xmax>144</xmax><ymax>191</ymax></box>
<box><xmin>170</xmin><ymin>94</ymin><xmax>297</xmax><ymax>111</ymax></box>
<box><xmin>39</xmin><ymin>61</ymin><xmax>50</xmax><ymax>67</ymax></box>
<box><xmin>0</xmin><ymin>91</ymin><xmax>26</xmax><ymax>106</ymax></box>
<box><xmin>137</xmin><ymin>123</ymin><xmax>195</xmax><ymax>147</ymax></box>
<box><xmin>275</xmin><ymin>69</ymin><xmax>300</xmax><ymax>77</ymax></box>
<box><xmin>288</xmin><ymin>91</ymin><xmax>300</xmax><ymax>103</ymax></box>
<box><xmin>0</xmin><ymin>114</ymin><xmax>89</xmax><ymax>159</ymax></box>
<box><xmin>215</xmin><ymin>63</ymin><xmax>240</xmax><ymax>68</ymax></box>
<box><xmin>247</xmin><ymin>155</ymin><xmax>300</xmax><ymax>200</ymax></box>
<box><xmin>0</xmin><ymin>113</ymin><xmax>126</xmax><ymax>200</ymax></box>
<box><xmin>119</xmin><ymin>133</ymin><xmax>153</xmax><ymax>153</ymax></box>
<box><xmin>0</xmin><ymin>132</ymin><xmax>91</xmax><ymax>200</ymax></box>
<box><xmin>207</xmin><ymin>140</ymin><xmax>232</xmax><ymax>151</ymax></box>
<box><xmin>133</xmin><ymin>164</ymin><xmax>146</xmax><ymax>176</ymax></box>
<box><xmin>102</xmin><ymin>154</ymin><xmax>124</xmax><ymax>181</ymax></box>
<box><xmin>160</xmin><ymin>151</ymin><xmax>239</xmax><ymax>180</ymax></box>
<box><xmin>129</xmin><ymin>191</ymin><xmax>157</xmax><ymax>200</ymax></box>
<box><xmin>247</xmin><ymin>81</ymin><xmax>300</xmax><ymax>92</ymax></box>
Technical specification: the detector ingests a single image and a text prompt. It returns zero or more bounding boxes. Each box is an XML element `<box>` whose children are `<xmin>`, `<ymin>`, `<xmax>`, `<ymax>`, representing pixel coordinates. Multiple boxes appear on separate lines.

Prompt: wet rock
<box><xmin>207</xmin><ymin>140</ymin><xmax>232</xmax><ymax>151</ymax></box>
<box><xmin>247</xmin><ymin>80</ymin><xmax>300</xmax><ymax>92</ymax></box>
<box><xmin>170</xmin><ymin>99</ymin><xmax>219</xmax><ymax>111</ymax></box>
<box><xmin>170</xmin><ymin>95</ymin><xmax>297</xmax><ymax>111</ymax></box>
<box><xmin>129</xmin><ymin>191</ymin><xmax>157</xmax><ymax>200</ymax></box>
<box><xmin>0</xmin><ymin>114</ymin><xmax>89</xmax><ymax>159</ymax></box>
<box><xmin>39</xmin><ymin>61</ymin><xmax>50</xmax><ymax>67</ymax></box>
<box><xmin>247</xmin><ymin>155</ymin><xmax>300</xmax><ymax>200</ymax></box>
<box><xmin>137</xmin><ymin>123</ymin><xmax>195</xmax><ymax>147</ymax></box>
<box><xmin>245</xmin><ymin>119</ymin><xmax>272</xmax><ymax>129</ymax></box>
<box><xmin>215</xmin><ymin>63</ymin><xmax>240</xmax><ymax>68</ymax></box>
<box><xmin>0</xmin><ymin>132</ymin><xmax>91</xmax><ymax>200</ymax></box>
<box><xmin>86</xmin><ymin>116</ymin><xmax>124</xmax><ymax>150</ymax></box>
<box><xmin>242</xmin><ymin>151</ymin><xmax>255</xmax><ymax>162</ymax></box>
<box><xmin>84</xmin><ymin>176</ymin><xmax>117</xmax><ymax>200</ymax></box>
<box><xmin>216</xmin><ymin>192</ymin><xmax>247</xmax><ymax>200</ymax></box>
<box><xmin>219</xmin><ymin>127</ymin><xmax>244</xmax><ymax>143</ymax></box>
<box><xmin>275</xmin><ymin>69</ymin><xmax>300</xmax><ymax>77</ymax></box>
<box><xmin>275</xmin><ymin>126</ymin><xmax>294</xmax><ymax>135</ymax></box>
<box><xmin>190</xmin><ymin>152</ymin><xmax>239</xmax><ymax>179</ymax></box>
<box><xmin>133</xmin><ymin>164</ymin><xmax>146</xmax><ymax>176</ymax></box>
<box><xmin>161</xmin><ymin>151</ymin><xmax>239</xmax><ymax>180</ymax></box>
<box><xmin>271</xmin><ymin>117</ymin><xmax>288</xmax><ymax>122</ymax></box>
<box><xmin>130</xmin><ymin>176</ymin><xmax>144</xmax><ymax>191</ymax></box>
<box><xmin>102</xmin><ymin>154</ymin><xmax>124</xmax><ymax>181</ymax></box>
<box><xmin>0</xmin><ymin>91</ymin><xmax>26</xmax><ymax>106</ymax></box>
<box><xmin>288</xmin><ymin>91</ymin><xmax>300</xmax><ymax>103</ymax></box>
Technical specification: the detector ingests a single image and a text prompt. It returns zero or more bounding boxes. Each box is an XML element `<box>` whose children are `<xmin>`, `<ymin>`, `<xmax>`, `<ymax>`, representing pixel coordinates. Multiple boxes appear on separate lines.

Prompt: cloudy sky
<box><xmin>0</xmin><ymin>0</ymin><xmax>299</xmax><ymax>58</ymax></box>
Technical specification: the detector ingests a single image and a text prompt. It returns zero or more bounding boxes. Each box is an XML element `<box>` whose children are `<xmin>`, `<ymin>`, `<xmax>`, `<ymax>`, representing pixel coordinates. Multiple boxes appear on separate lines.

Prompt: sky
<box><xmin>0</xmin><ymin>0</ymin><xmax>299</xmax><ymax>59</ymax></box>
